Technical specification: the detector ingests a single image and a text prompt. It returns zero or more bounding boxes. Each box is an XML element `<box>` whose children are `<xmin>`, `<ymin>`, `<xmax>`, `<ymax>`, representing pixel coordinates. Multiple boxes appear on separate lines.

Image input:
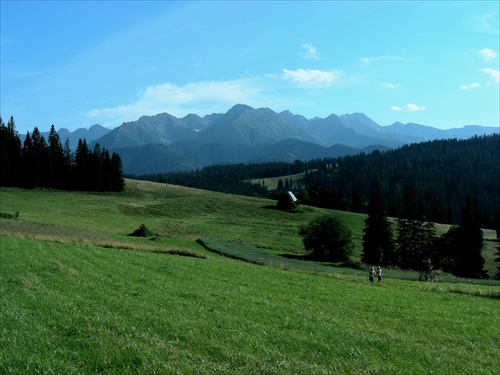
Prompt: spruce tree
<box><xmin>495</xmin><ymin>245</ymin><xmax>500</xmax><ymax>280</ymax></box>
<box><xmin>362</xmin><ymin>178</ymin><xmax>394</xmax><ymax>265</ymax></box>
<box><xmin>74</xmin><ymin>138</ymin><xmax>91</xmax><ymax>190</ymax></box>
<box><xmin>0</xmin><ymin>116</ymin><xmax>22</xmax><ymax>186</ymax></box>
<box><xmin>396</xmin><ymin>182</ymin><xmax>436</xmax><ymax>270</ymax></box>
<box><xmin>110</xmin><ymin>152</ymin><xmax>125</xmax><ymax>192</ymax></box>
<box><xmin>31</xmin><ymin>127</ymin><xmax>50</xmax><ymax>187</ymax></box>
<box><xmin>453</xmin><ymin>196</ymin><xmax>486</xmax><ymax>278</ymax></box>
<box><xmin>47</xmin><ymin>125</ymin><xmax>67</xmax><ymax>189</ymax></box>
<box><xmin>20</xmin><ymin>131</ymin><xmax>36</xmax><ymax>188</ymax></box>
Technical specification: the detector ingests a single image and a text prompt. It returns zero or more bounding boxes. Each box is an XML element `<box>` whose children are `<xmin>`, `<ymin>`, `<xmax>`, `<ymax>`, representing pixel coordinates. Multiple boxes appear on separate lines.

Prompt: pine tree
<box><xmin>396</xmin><ymin>182</ymin><xmax>436</xmax><ymax>270</ymax></box>
<box><xmin>277</xmin><ymin>179</ymin><xmax>284</xmax><ymax>191</ymax></box>
<box><xmin>362</xmin><ymin>178</ymin><xmax>395</xmax><ymax>266</ymax></box>
<box><xmin>74</xmin><ymin>138</ymin><xmax>91</xmax><ymax>190</ymax></box>
<box><xmin>453</xmin><ymin>196</ymin><xmax>486</xmax><ymax>278</ymax></box>
<box><xmin>109</xmin><ymin>152</ymin><xmax>125</xmax><ymax>192</ymax></box>
<box><xmin>0</xmin><ymin>116</ymin><xmax>22</xmax><ymax>186</ymax></box>
<box><xmin>495</xmin><ymin>245</ymin><xmax>500</xmax><ymax>280</ymax></box>
<box><xmin>31</xmin><ymin>127</ymin><xmax>50</xmax><ymax>187</ymax></box>
<box><xmin>47</xmin><ymin>125</ymin><xmax>67</xmax><ymax>189</ymax></box>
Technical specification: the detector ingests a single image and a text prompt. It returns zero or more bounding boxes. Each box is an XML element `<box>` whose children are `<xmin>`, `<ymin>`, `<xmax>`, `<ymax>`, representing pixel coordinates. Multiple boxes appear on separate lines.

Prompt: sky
<box><xmin>1</xmin><ymin>1</ymin><xmax>499</xmax><ymax>134</ymax></box>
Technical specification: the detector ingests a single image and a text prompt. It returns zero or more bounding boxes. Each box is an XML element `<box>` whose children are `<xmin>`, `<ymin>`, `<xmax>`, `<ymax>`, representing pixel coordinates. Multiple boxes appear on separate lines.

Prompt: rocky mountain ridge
<box><xmin>28</xmin><ymin>105</ymin><xmax>498</xmax><ymax>174</ymax></box>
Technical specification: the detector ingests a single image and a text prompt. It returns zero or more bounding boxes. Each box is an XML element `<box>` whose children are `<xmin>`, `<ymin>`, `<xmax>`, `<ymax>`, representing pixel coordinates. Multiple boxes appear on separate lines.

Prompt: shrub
<box><xmin>129</xmin><ymin>224</ymin><xmax>153</xmax><ymax>237</ymax></box>
<box><xmin>276</xmin><ymin>192</ymin><xmax>297</xmax><ymax>211</ymax></box>
<box><xmin>0</xmin><ymin>211</ymin><xmax>19</xmax><ymax>219</ymax></box>
<box><xmin>298</xmin><ymin>214</ymin><xmax>353</xmax><ymax>262</ymax></box>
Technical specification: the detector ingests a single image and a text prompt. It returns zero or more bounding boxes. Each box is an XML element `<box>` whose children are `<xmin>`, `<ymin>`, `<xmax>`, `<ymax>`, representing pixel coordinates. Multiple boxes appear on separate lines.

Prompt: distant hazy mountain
<box><xmin>86</xmin><ymin>104</ymin><xmax>497</xmax><ymax>174</ymax></box>
<box><xmin>189</xmin><ymin>104</ymin><xmax>315</xmax><ymax>146</ymax></box>
<box><xmin>33</xmin><ymin>124</ymin><xmax>111</xmax><ymax>150</ymax></box>
<box><xmin>93</xmin><ymin>113</ymin><xmax>210</xmax><ymax>149</ymax></box>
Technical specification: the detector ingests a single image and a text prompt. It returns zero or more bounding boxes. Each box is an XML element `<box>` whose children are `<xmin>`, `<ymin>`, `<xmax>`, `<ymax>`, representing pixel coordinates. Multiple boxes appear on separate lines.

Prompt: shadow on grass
<box><xmin>197</xmin><ymin>237</ymin><xmax>500</xmax><ymax>290</ymax></box>
<box><xmin>197</xmin><ymin>237</ymin><xmax>367</xmax><ymax>276</ymax></box>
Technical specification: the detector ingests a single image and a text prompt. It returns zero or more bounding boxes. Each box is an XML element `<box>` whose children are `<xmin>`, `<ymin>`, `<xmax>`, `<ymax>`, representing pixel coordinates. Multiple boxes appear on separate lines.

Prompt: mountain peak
<box><xmin>228</xmin><ymin>104</ymin><xmax>253</xmax><ymax>114</ymax></box>
<box><xmin>341</xmin><ymin>113</ymin><xmax>380</xmax><ymax>131</ymax></box>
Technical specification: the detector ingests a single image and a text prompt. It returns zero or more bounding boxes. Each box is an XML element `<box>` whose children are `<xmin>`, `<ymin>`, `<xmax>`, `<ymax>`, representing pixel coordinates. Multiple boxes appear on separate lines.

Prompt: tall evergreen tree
<box><xmin>109</xmin><ymin>152</ymin><xmax>125</xmax><ymax>192</ymax></box>
<box><xmin>20</xmin><ymin>131</ymin><xmax>37</xmax><ymax>188</ymax></box>
<box><xmin>495</xmin><ymin>245</ymin><xmax>500</xmax><ymax>280</ymax></box>
<box><xmin>362</xmin><ymin>178</ymin><xmax>395</xmax><ymax>265</ymax></box>
<box><xmin>47</xmin><ymin>124</ymin><xmax>67</xmax><ymax>189</ymax></box>
<box><xmin>396</xmin><ymin>182</ymin><xmax>436</xmax><ymax>270</ymax></box>
<box><xmin>453</xmin><ymin>196</ymin><xmax>486</xmax><ymax>278</ymax></box>
<box><xmin>31</xmin><ymin>127</ymin><xmax>50</xmax><ymax>187</ymax></box>
<box><xmin>0</xmin><ymin>116</ymin><xmax>22</xmax><ymax>186</ymax></box>
<box><xmin>74</xmin><ymin>138</ymin><xmax>91</xmax><ymax>190</ymax></box>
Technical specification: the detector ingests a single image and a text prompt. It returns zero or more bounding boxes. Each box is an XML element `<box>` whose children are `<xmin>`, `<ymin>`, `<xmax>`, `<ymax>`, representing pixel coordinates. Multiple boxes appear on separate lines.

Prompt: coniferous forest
<box><xmin>139</xmin><ymin>134</ymin><xmax>498</xmax><ymax>278</ymax></box>
<box><xmin>0</xmin><ymin>116</ymin><xmax>124</xmax><ymax>192</ymax></box>
<box><xmin>141</xmin><ymin>134</ymin><xmax>500</xmax><ymax>230</ymax></box>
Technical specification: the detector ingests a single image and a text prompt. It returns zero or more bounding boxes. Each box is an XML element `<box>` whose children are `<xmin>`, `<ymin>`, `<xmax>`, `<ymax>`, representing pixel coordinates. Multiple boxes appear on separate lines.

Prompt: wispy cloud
<box><xmin>360</xmin><ymin>56</ymin><xmax>411</xmax><ymax>66</ymax></box>
<box><xmin>459</xmin><ymin>82</ymin><xmax>480</xmax><ymax>90</ymax></box>
<box><xmin>280</xmin><ymin>68</ymin><xmax>340</xmax><ymax>88</ymax></box>
<box><xmin>478</xmin><ymin>48</ymin><xmax>498</xmax><ymax>61</ymax></box>
<box><xmin>86</xmin><ymin>79</ymin><xmax>265</xmax><ymax>126</ymax></box>
<box><xmin>380</xmin><ymin>82</ymin><xmax>400</xmax><ymax>89</ymax></box>
<box><xmin>390</xmin><ymin>103</ymin><xmax>427</xmax><ymax>112</ymax></box>
<box><xmin>300</xmin><ymin>44</ymin><xmax>320</xmax><ymax>60</ymax></box>
<box><xmin>480</xmin><ymin>68</ymin><xmax>500</xmax><ymax>83</ymax></box>
<box><xmin>466</xmin><ymin>11</ymin><xmax>499</xmax><ymax>34</ymax></box>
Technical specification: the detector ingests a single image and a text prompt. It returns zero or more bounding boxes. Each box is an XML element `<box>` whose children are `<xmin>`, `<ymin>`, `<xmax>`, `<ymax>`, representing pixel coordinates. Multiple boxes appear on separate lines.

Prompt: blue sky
<box><xmin>1</xmin><ymin>1</ymin><xmax>499</xmax><ymax>134</ymax></box>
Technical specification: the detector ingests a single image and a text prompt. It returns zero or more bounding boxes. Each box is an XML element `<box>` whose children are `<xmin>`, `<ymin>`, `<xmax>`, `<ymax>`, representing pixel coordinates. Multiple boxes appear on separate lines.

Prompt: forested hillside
<box><xmin>0</xmin><ymin>117</ymin><xmax>124</xmax><ymax>191</ymax></box>
<box><xmin>140</xmin><ymin>134</ymin><xmax>500</xmax><ymax>228</ymax></box>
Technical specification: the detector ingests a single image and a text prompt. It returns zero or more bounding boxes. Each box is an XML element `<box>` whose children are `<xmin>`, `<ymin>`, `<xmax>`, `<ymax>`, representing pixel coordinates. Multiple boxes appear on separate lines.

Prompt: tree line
<box><xmin>0</xmin><ymin>116</ymin><xmax>124</xmax><ymax>191</ymax></box>
<box><xmin>134</xmin><ymin>134</ymin><xmax>499</xmax><ymax>279</ymax></box>
<box><xmin>361</xmin><ymin>178</ymin><xmax>489</xmax><ymax>279</ymax></box>
<box><xmin>137</xmin><ymin>134</ymin><xmax>499</xmax><ymax>230</ymax></box>
<box><xmin>296</xmin><ymin>177</ymin><xmax>491</xmax><ymax>279</ymax></box>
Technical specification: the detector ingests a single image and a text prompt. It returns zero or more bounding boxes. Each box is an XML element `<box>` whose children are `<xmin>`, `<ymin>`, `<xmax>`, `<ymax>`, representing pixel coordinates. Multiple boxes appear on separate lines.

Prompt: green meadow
<box><xmin>1</xmin><ymin>180</ymin><xmax>499</xmax><ymax>374</ymax></box>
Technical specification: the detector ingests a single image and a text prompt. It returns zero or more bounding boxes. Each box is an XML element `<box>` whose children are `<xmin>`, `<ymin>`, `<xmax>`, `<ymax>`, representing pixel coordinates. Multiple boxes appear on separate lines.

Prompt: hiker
<box><xmin>369</xmin><ymin>267</ymin><xmax>375</xmax><ymax>284</ymax></box>
<box><xmin>376</xmin><ymin>266</ymin><xmax>382</xmax><ymax>283</ymax></box>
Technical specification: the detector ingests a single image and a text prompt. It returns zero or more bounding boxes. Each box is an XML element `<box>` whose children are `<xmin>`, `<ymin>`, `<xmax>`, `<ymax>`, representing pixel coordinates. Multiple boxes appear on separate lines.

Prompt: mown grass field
<box><xmin>1</xmin><ymin>180</ymin><xmax>499</xmax><ymax>374</ymax></box>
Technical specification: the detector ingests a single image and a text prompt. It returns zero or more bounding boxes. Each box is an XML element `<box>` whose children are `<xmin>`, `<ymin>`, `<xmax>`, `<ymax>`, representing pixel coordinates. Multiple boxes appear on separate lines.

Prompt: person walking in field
<box><xmin>376</xmin><ymin>266</ymin><xmax>383</xmax><ymax>283</ymax></box>
<box><xmin>369</xmin><ymin>267</ymin><xmax>375</xmax><ymax>284</ymax></box>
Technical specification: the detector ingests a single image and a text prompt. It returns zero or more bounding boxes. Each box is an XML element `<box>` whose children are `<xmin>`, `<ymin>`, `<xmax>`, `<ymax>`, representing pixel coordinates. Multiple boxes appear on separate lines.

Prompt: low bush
<box><xmin>0</xmin><ymin>211</ymin><xmax>19</xmax><ymax>219</ymax></box>
<box><xmin>129</xmin><ymin>224</ymin><xmax>153</xmax><ymax>237</ymax></box>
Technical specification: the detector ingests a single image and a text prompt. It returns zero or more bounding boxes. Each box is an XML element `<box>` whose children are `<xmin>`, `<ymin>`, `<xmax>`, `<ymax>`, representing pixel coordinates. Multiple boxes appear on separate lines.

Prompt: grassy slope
<box><xmin>2</xmin><ymin>236</ymin><xmax>499</xmax><ymax>374</ymax></box>
<box><xmin>1</xmin><ymin>180</ymin><xmax>499</xmax><ymax>373</ymax></box>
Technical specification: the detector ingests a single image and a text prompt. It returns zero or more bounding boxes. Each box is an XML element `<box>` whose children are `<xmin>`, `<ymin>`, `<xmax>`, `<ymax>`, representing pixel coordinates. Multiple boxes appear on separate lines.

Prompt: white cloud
<box><xmin>86</xmin><ymin>79</ymin><xmax>265</xmax><ymax>126</ymax></box>
<box><xmin>390</xmin><ymin>103</ymin><xmax>427</xmax><ymax>112</ymax></box>
<box><xmin>300</xmin><ymin>44</ymin><xmax>320</xmax><ymax>60</ymax></box>
<box><xmin>380</xmin><ymin>82</ymin><xmax>399</xmax><ymax>89</ymax></box>
<box><xmin>478</xmin><ymin>48</ymin><xmax>498</xmax><ymax>61</ymax></box>
<box><xmin>480</xmin><ymin>68</ymin><xmax>500</xmax><ymax>83</ymax></box>
<box><xmin>459</xmin><ymin>82</ymin><xmax>480</xmax><ymax>90</ymax></box>
<box><xmin>281</xmin><ymin>68</ymin><xmax>339</xmax><ymax>88</ymax></box>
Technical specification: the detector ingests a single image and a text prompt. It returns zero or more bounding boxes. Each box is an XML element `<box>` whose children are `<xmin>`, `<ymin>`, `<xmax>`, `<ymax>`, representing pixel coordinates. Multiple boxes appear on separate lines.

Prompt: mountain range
<box><xmin>45</xmin><ymin>104</ymin><xmax>498</xmax><ymax>174</ymax></box>
<box><xmin>35</xmin><ymin>124</ymin><xmax>111</xmax><ymax>150</ymax></box>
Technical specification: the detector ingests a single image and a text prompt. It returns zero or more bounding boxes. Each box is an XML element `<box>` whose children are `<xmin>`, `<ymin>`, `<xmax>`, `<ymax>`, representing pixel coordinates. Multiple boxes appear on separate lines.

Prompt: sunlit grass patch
<box><xmin>1</xmin><ymin>235</ymin><xmax>499</xmax><ymax>374</ymax></box>
<box><xmin>0</xmin><ymin>218</ymin><xmax>207</xmax><ymax>259</ymax></box>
